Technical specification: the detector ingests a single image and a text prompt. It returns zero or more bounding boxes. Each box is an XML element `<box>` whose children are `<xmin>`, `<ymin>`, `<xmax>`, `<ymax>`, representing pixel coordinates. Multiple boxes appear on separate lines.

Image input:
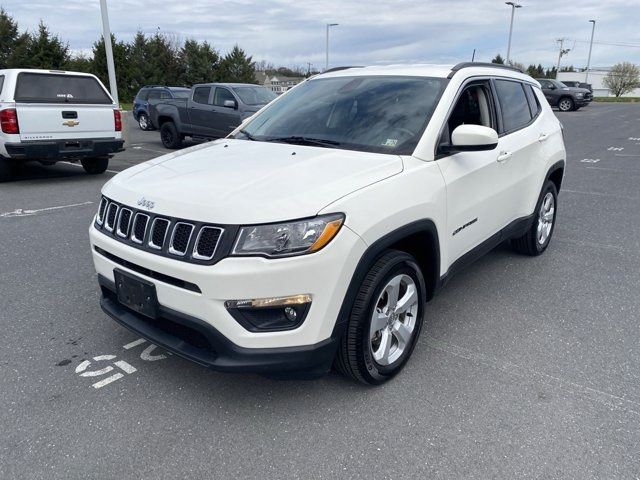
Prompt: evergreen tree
<box><xmin>491</xmin><ymin>54</ymin><xmax>505</xmax><ymax>65</ymax></box>
<box><xmin>219</xmin><ymin>45</ymin><xmax>256</xmax><ymax>83</ymax></box>
<box><xmin>24</xmin><ymin>21</ymin><xmax>69</xmax><ymax>69</ymax></box>
<box><xmin>179</xmin><ymin>39</ymin><xmax>219</xmax><ymax>85</ymax></box>
<box><xmin>92</xmin><ymin>34</ymin><xmax>132</xmax><ymax>101</ymax></box>
<box><xmin>0</xmin><ymin>8</ymin><xmax>19</xmax><ymax>68</ymax></box>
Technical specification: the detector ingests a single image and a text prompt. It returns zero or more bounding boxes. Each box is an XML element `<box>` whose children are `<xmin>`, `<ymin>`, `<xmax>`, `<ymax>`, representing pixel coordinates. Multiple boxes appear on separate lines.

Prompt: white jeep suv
<box><xmin>89</xmin><ymin>63</ymin><xmax>565</xmax><ymax>385</ymax></box>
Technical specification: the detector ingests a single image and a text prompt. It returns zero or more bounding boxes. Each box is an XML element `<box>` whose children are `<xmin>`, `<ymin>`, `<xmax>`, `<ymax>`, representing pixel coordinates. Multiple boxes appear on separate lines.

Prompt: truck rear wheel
<box><xmin>0</xmin><ymin>159</ymin><xmax>14</xmax><ymax>182</ymax></box>
<box><xmin>81</xmin><ymin>157</ymin><xmax>109</xmax><ymax>175</ymax></box>
<box><xmin>160</xmin><ymin>122</ymin><xmax>183</xmax><ymax>149</ymax></box>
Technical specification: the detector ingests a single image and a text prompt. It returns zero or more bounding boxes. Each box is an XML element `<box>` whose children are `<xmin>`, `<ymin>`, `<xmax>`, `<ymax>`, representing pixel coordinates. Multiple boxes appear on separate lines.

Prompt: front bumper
<box><xmin>90</xmin><ymin>221</ymin><xmax>366</xmax><ymax>369</ymax></box>
<box><xmin>99</xmin><ymin>275</ymin><xmax>337</xmax><ymax>375</ymax></box>
<box><xmin>5</xmin><ymin>138</ymin><xmax>124</xmax><ymax>160</ymax></box>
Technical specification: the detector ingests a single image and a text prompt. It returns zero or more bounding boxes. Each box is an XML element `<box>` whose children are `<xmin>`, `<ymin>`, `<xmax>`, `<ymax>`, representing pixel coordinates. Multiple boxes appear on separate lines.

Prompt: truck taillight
<box><xmin>0</xmin><ymin>108</ymin><xmax>20</xmax><ymax>134</ymax></box>
<box><xmin>114</xmin><ymin>109</ymin><xmax>122</xmax><ymax>132</ymax></box>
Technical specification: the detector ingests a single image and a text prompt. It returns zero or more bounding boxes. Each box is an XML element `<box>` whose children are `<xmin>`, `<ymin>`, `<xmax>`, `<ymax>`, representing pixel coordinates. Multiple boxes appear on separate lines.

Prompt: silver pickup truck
<box><xmin>149</xmin><ymin>82</ymin><xmax>277</xmax><ymax>149</ymax></box>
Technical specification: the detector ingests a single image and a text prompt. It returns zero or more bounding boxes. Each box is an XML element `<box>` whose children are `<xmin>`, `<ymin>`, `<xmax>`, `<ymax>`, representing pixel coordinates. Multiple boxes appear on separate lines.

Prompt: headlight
<box><xmin>232</xmin><ymin>213</ymin><xmax>344</xmax><ymax>257</ymax></box>
<box><xmin>575</xmin><ymin>93</ymin><xmax>584</xmax><ymax>98</ymax></box>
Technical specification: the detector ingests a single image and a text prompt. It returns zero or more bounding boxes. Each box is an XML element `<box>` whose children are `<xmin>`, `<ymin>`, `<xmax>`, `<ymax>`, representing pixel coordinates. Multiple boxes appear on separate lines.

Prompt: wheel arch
<box><xmin>332</xmin><ymin>220</ymin><xmax>441</xmax><ymax>340</ymax></box>
<box><xmin>545</xmin><ymin>160</ymin><xmax>565</xmax><ymax>193</ymax></box>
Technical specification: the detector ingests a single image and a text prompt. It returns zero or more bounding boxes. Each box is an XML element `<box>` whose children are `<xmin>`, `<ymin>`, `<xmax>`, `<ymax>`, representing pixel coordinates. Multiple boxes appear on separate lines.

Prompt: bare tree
<box><xmin>603</xmin><ymin>62</ymin><xmax>640</xmax><ymax>97</ymax></box>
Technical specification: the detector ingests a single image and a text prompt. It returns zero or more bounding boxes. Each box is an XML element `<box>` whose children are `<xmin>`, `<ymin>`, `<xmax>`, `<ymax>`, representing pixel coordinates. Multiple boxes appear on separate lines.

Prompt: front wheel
<box><xmin>160</xmin><ymin>122</ymin><xmax>182</xmax><ymax>149</ymax></box>
<box><xmin>335</xmin><ymin>250</ymin><xmax>426</xmax><ymax>385</ymax></box>
<box><xmin>511</xmin><ymin>180</ymin><xmax>558</xmax><ymax>256</ymax></box>
<box><xmin>81</xmin><ymin>157</ymin><xmax>109</xmax><ymax>175</ymax></box>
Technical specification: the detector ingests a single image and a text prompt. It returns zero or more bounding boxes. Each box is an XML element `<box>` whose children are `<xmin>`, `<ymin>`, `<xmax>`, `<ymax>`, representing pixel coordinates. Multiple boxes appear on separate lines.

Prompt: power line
<box><xmin>573</xmin><ymin>40</ymin><xmax>640</xmax><ymax>48</ymax></box>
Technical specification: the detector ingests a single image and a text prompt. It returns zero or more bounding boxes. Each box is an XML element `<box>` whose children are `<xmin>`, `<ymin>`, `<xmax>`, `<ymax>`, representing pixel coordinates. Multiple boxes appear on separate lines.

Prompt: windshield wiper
<box><xmin>264</xmin><ymin>136</ymin><xmax>341</xmax><ymax>148</ymax></box>
<box><xmin>237</xmin><ymin>129</ymin><xmax>256</xmax><ymax>141</ymax></box>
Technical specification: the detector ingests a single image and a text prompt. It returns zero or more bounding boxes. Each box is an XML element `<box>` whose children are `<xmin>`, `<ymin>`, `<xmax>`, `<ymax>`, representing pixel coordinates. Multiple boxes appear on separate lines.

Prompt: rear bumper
<box><xmin>98</xmin><ymin>275</ymin><xmax>338</xmax><ymax>376</ymax></box>
<box><xmin>4</xmin><ymin>138</ymin><xmax>124</xmax><ymax>160</ymax></box>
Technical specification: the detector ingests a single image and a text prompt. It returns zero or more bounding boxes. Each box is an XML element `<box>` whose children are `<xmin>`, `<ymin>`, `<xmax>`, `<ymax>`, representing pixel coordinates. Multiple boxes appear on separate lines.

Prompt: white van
<box><xmin>0</xmin><ymin>69</ymin><xmax>124</xmax><ymax>181</ymax></box>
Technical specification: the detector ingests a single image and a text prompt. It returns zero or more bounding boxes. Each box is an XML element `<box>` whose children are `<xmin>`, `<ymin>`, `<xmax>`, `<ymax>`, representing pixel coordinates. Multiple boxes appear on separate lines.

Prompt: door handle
<box><xmin>497</xmin><ymin>151</ymin><xmax>512</xmax><ymax>163</ymax></box>
<box><xmin>538</xmin><ymin>133</ymin><xmax>549</xmax><ymax>142</ymax></box>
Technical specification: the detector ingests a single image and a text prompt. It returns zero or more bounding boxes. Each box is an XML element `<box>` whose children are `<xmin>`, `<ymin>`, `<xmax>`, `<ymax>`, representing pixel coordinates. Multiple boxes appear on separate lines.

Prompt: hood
<box><xmin>104</xmin><ymin>139</ymin><xmax>403</xmax><ymax>224</ymax></box>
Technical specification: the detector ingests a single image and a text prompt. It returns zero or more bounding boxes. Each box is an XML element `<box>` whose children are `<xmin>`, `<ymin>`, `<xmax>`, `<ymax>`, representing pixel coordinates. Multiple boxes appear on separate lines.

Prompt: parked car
<box><xmin>560</xmin><ymin>80</ymin><xmax>593</xmax><ymax>93</ymax></box>
<box><xmin>536</xmin><ymin>78</ymin><xmax>592</xmax><ymax>111</ymax></box>
<box><xmin>90</xmin><ymin>63</ymin><xmax>565</xmax><ymax>384</ymax></box>
<box><xmin>0</xmin><ymin>68</ymin><xmax>124</xmax><ymax>181</ymax></box>
<box><xmin>148</xmin><ymin>83</ymin><xmax>277</xmax><ymax>148</ymax></box>
<box><xmin>133</xmin><ymin>86</ymin><xmax>190</xmax><ymax>131</ymax></box>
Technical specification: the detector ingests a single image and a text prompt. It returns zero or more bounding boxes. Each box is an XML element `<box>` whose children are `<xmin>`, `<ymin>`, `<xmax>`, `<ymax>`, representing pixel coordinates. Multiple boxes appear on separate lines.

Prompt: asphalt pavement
<box><xmin>1</xmin><ymin>105</ymin><xmax>639</xmax><ymax>479</ymax></box>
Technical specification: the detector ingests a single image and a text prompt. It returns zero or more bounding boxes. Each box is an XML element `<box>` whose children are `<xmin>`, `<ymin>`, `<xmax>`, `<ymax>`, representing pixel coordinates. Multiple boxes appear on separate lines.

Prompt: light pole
<box><xmin>505</xmin><ymin>2</ymin><xmax>522</xmax><ymax>64</ymax></box>
<box><xmin>585</xmin><ymin>20</ymin><xmax>596</xmax><ymax>83</ymax></box>
<box><xmin>325</xmin><ymin>23</ymin><xmax>338</xmax><ymax>71</ymax></box>
<box><xmin>99</xmin><ymin>0</ymin><xmax>118</xmax><ymax>105</ymax></box>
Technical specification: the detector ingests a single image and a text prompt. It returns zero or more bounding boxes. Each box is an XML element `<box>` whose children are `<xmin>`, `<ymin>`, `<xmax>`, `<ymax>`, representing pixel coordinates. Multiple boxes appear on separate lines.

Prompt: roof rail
<box><xmin>323</xmin><ymin>66</ymin><xmax>364</xmax><ymax>74</ymax></box>
<box><xmin>447</xmin><ymin>62</ymin><xmax>523</xmax><ymax>79</ymax></box>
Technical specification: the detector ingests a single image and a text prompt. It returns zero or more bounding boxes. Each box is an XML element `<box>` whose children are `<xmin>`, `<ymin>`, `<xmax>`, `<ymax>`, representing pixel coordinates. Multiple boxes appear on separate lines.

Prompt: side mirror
<box><xmin>450</xmin><ymin>124</ymin><xmax>498</xmax><ymax>152</ymax></box>
<box><xmin>223</xmin><ymin>99</ymin><xmax>238</xmax><ymax>109</ymax></box>
<box><xmin>548</xmin><ymin>84</ymin><xmax>556</xmax><ymax>90</ymax></box>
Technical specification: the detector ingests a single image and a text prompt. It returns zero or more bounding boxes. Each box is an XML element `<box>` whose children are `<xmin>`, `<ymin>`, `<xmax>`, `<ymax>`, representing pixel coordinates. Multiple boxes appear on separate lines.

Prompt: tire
<box><xmin>335</xmin><ymin>250</ymin><xmax>426</xmax><ymax>385</ymax></box>
<box><xmin>0</xmin><ymin>159</ymin><xmax>14</xmax><ymax>182</ymax></box>
<box><xmin>81</xmin><ymin>157</ymin><xmax>109</xmax><ymax>175</ymax></box>
<box><xmin>160</xmin><ymin>122</ymin><xmax>182</xmax><ymax>149</ymax></box>
<box><xmin>511</xmin><ymin>180</ymin><xmax>558</xmax><ymax>256</ymax></box>
<box><xmin>138</xmin><ymin>113</ymin><xmax>151</xmax><ymax>131</ymax></box>
<box><xmin>558</xmin><ymin>97</ymin><xmax>574</xmax><ymax>112</ymax></box>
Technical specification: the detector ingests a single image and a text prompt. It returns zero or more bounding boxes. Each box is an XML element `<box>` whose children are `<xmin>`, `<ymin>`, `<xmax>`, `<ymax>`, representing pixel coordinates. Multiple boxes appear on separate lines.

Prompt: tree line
<box><xmin>0</xmin><ymin>8</ymin><xmax>257</xmax><ymax>102</ymax></box>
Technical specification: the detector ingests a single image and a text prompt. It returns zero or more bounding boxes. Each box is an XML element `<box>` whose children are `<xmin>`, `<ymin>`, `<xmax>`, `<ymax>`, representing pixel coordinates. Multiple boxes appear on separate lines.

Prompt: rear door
<box><xmin>187</xmin><ymin>86</ymin><xmax>215</xmax><ymax>137</ymax></box>
<box><xmin>492</xmin><ymin>79</ymin><xmax>542</xmax><ymax>222</ymax></box>
<box><xmin>14</xmin><ymin>72</ymin><xmax>116</xmax><ymax>141</ymax></box>
<box><xmin>538</xmin><ymin>79</ymin><xmax>558</xmax><ymax>106</ymax></box>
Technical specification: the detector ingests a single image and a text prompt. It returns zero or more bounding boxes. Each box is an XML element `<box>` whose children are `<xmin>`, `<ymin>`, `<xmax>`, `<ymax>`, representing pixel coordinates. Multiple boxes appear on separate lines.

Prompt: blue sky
<box><xmin>2</xmin><ymin>0</ymin><xmax>639</xmax><ymax>70</ymax></box>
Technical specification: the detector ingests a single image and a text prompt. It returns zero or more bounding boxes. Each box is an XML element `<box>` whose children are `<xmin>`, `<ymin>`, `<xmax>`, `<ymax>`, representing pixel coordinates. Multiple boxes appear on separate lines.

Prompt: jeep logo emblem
<box><xmin>137</xmin><ymin>197</ymin><xmax>155</xmax><ymax>210</ymax></box>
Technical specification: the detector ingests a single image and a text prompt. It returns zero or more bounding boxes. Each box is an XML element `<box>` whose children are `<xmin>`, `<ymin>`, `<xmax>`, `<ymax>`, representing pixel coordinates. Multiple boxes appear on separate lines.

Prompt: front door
<box><xmin>210</xmin><ymin>87</ymin><xmax>242</xmax><ymax>137</ymax></box>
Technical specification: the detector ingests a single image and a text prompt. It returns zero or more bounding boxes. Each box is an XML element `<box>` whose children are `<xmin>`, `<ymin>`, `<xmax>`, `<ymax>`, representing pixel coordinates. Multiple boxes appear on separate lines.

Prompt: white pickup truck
<box><xmin>0</xmin><ymin>69</ymin><xmax>124</xmax><ymax>181</ymax></box>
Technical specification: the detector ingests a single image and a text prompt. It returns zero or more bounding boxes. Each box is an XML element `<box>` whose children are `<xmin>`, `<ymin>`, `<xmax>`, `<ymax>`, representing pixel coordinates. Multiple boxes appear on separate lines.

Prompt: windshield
<box><xmin>236</xmin><ymin>75</ymin><xmax>447</xmax><ymax>154</ymax></box>
<box><xmin>232</xmin><ymin>86</ymin><xmax>277</xmax><ymax>105</ymax></box>
<box><xmin>171</xmin><ymin>89</ymin><xmax>191</xmax><ymax>99</ymax></box>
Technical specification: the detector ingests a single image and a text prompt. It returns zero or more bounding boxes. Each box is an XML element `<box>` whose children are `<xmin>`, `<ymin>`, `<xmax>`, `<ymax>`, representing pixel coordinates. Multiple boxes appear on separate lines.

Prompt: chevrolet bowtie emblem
<box><xmin>62</xmin><ymin>120</ymin><xmax>80</xmax><ymax>127</ymax></box>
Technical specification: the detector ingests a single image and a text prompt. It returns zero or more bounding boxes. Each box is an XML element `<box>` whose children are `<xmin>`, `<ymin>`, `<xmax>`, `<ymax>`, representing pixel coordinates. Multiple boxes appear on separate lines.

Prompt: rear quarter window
<box><xmin>15</xmin><ymin>72</ymin><xmax>112</xmax><ymax>104</ymax></box>
<box><xmin>0</xmin><ymin>75</ymin><xmax>4</xmax><ymax>96</ymax></box>
<box><xmin>524</xmin><ymin>84</ymin><xmax>541</xmax><ymax>117</ymax></box>
<box><xmin>494</xmin><ymin>79</ymin><xmax>532</xmax><ymax>133</ymax></box>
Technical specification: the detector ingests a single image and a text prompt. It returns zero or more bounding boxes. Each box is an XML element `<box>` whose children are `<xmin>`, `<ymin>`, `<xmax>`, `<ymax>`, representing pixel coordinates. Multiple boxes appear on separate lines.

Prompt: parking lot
<box><xmin>1</xmin><ymin>104</ymin><xmax>639</xmax><ymax>478</ymax></box>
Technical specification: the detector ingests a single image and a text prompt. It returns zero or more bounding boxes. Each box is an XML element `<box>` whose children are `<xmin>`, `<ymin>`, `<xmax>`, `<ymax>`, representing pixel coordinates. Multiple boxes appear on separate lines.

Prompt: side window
<box><xmin>539</xmin><ymin>80</ymin><xmax>552</xmax><ymax>90</ymax></box>
<box><xmin>147</xmin><ymin>90</ymin><xmax>161</xmax><ymax>100</ymax></box>
<box><xmin>160</xmin><ymin>90</ymin><xmax>171</xmax><ymax>99</ymax></box>
<box><xmin>213</xmin><ymin>87</ymin><xmax>236</xmax><ymax>107</ymax></box>
<box><xmin>494</xmin><ymin>80</ymin><xmax>532</xmax><ymax>133</ymax></box>
<box><xmin>524</xmin><ymin>84</ymin><xmax>541</xmax><ymax>118</ymax></box>
<box><xmin>138</xmin><ymin>88</ymin><xmax>150</xmax><ymax>100</ymax></box>
<box><xmin>0</xmin><ymin>75</ymin><xmax>5</xmax><ymax>96</ymax></box>
<box><xmin>439</xmin><ymin>81</ymin><xmax>495</xmax><ymax>148</ymax></box>
<box><xmin>193</xmin><ymin>87</ymin><xmax>211</xmax><ymax>104</ymax></box>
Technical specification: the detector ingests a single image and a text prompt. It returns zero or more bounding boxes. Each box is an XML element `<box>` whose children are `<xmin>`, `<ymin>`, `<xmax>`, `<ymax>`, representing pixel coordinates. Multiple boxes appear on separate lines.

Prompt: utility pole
<box><xmin>325</xmin><ymin>23</ymin><xmax>338</xmax><ymax>71</ymax></box>
<box><xmin>99</xmin><ymin>0</ymin><xmax>119</xmax><ymax>105</ymax></box>
<box><xmin>307</xmin><ymin>62</ymin><xmax>312</xmax><ymax>76</ymax></box>
<box><xmin>471</xmin><ymin>49</ymin><xmax>476</xmax><ymax>62</ymax></box>
<box><xmin>555</xmin><ymin>38</ymin><xmax>570</xmax><ymax>79</ymax></box>
<box><xmin>585</xmin><ymin>20</ymin><xmax>596</xmax><ymax>83</ymax></box>
<box><xmin>505</xmin><ymin>2</ymin><xmax>522</xmax><ymax>63</ymax></box>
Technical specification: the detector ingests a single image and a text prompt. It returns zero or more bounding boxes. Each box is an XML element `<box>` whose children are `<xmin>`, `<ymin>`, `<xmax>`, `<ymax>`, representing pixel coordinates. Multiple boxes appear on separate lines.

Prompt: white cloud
<box><xmin>2</xmin><ymin>0</ymin><xmax>639</xmax><ymax>69</ymax></box>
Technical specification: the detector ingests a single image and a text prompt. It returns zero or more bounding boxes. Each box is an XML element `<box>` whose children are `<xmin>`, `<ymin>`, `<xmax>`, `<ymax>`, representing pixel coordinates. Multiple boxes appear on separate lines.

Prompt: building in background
<box><xmin>255</xmin><ymin>71</ymin><xmax>305</xmax><ymax>94</ymax></box>
<box><xmin>558</xmin><ymin>68</ymin><xmax>640</xmax><ymax>97</ymax></box>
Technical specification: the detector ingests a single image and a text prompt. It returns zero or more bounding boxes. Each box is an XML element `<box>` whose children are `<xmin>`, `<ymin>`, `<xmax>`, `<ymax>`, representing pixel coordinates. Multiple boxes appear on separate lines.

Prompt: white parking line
<box><xmin>0</xmin><ymin>201</ymin><xmax>94</xmax><ymax>218</ymax></box>
<box><xmin>562</xmin><ymin>189</ymin><xmax>639</xmax><ymax>201</ymax></box>
<box><xmin>59</xmin><ymin>161</ymin><xmax>120</xmax><ymax>174</ymax></box>
<box><xmin>614</xmin><ymin>154</ymin><xmax>640</xmax><ymax>157</ymax></box>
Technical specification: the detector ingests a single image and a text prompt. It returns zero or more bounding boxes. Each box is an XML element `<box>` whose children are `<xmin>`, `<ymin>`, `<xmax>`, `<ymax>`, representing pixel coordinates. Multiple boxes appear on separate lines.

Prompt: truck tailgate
<box><xmin>17</xmin><ymin>104</ymin><xmax>116</xmax><ymax>141</ymax></box>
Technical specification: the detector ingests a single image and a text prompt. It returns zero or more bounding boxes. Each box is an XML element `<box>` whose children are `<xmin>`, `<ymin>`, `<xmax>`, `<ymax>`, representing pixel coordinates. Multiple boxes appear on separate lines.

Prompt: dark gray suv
<box><xmin>536</xmin><ymin>79</ymin><xmax>592</xmax><ymax>112</ymax></box>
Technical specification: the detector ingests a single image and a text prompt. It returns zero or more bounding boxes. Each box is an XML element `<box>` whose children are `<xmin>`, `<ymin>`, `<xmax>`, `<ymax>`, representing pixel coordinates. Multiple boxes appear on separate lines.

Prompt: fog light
<box><xmin>225</xmin><ymin>294</ymin><xmax>312</xmax><ymax>332</ymax></box>
<box><xmin>284</xmin><ymin>307</ymin><xmax>297</xmax><ymax>322</ymax></box>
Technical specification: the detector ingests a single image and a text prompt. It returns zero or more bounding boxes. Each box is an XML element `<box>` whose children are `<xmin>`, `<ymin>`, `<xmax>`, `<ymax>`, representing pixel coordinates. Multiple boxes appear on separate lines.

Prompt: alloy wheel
<box><xmin>369</xmin><ymin>274</ymin><xmax>419</xmax><ymax>366</ymax></box>
<box><xmin>537</xmin><ymin>192</ymin><xmax>555</xmax><ymax>245</ymax></box>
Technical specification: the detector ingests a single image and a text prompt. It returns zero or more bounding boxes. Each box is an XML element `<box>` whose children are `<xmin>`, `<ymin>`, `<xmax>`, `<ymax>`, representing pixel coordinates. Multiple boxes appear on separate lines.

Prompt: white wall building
<box><xmin>558</xmin><ymin>68</ymin><xmax>640</xmax><ymax>97</ymax></box>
